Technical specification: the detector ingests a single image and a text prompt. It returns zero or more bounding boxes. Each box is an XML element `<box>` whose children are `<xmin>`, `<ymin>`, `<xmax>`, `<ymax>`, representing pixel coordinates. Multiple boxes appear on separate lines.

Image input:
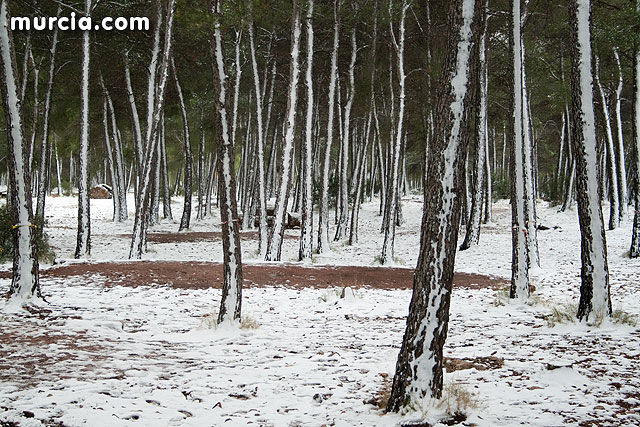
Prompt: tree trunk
<box><xmin>35</xmin><ymin>9</ymin><xmax>59</xmax><ymax>220</ymax></box>
<box><xmin>387</xmin><ymin>0</ymin><xmax>479</xmax><ymax>410</ymax></box>
<box><xmin>595</xmin><ymin>55</ymin><xmax>619</xmax><ymax>230</ymax></box>
<box><xmin>509</xmin><ymin>0</ymin><xmax>530</xmax><ymax>300</ymax></box>
<box><xmin>461</xmin><ymin>3</ymin><xmax>488</xmax><ymax>250</ymax></box>
<box><xmin>613</xmin><ymin>48</ymin><xmax>627</xmax><ymax>219</ymax></box>
<box><xmin>381</xmin><ymin>1</ymin><xmax>408</xmax><ymax>265</ymax></box>
<box><xmin>75</xmin><ymin>0</ymin><xmax>92</xmax><ymax>259</ymax></box>
<box><xmin>160</xmin><ymin>118</ymin><xmax>172</xmax><ymax>219</ymax></box>
<box><xmin>631</xmin><ymin>0</ymin><xmax>640</xmax><ymax>258</ymax></box>
<box><xmin>211</xmin><ymin>0</ymin><xmax>243</xmax><ymax>324</ymax></box>
<box><xmin>129</xmin><ymin>0</ymin><xmax>176</xmax><ymax>259</ymax></box>
<box><xmin>265</xmin><ymin>0</ymin><xmax>302</xmax><ymax>262</ymax></box>
<box><xmin>299</xmin><ymin>0</ymin><xmax>314</xmax><ymax>261</ymax></box>
<box><xmin>317</xmin><ymin>0</ymin><xmax>340</xmax><ymax>254</ymax></box>
<box><xmin>0</xmin><ymin>0</ymin><xmax>41</xmax><ymax>299</ymax></box>
<box><xmin>247</xmin><ymin>9</ymin><xmax>269</xmax><ymax>257</ymax></box>
<box><xmin>334</xmin><ymin>28</ymin><xmax>356</xmax><ymax>242</ymax></box>
<box><xmin>569</xmin><ymin>0</ymin><xmax>612</xmax><ymax>322</ymax></box>
<box><xmin>172</xmin><ymin>56</ymin><xmax>193</xmax><ymax>232</ymax></box>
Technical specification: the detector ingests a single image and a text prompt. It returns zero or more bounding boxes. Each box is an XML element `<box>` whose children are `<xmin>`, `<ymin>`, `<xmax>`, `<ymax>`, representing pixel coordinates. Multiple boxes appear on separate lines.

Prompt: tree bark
<box><xmin>0</xmin><ymin>0</ymin><xmax>40</xmax><ymax>299</ymax></box>
<box><xmin>210</xmin><ymin>0</ymin><xmax>243</xmax><ymax>324</ymax></box>
<box><xmin>569</xmin><ymin>0</ymin><xmax>612</xmax><ymax>322</ymax></box>
<box><xmin>387</xmin><ymin>0</ymin><xmax>480</xmax><ymax>410</ymax></box>
<box><xmin>74</xmin><ymin>0</ymin><xmax>92</xmax><ymax>259</ymax></box>
<box><xmin>265</xmin><ymin>0</ymin><xmax>302</xmax><ymax>261</ymax></box>
<box><xmin>299</xmin><ymin>0</ymin><xmax>314</xmax><ymax>261</ymax></box>
<box><xmin>509</xmin><ymin>0</ymin><xmax>530</xmax><ymax>300</ymax></box>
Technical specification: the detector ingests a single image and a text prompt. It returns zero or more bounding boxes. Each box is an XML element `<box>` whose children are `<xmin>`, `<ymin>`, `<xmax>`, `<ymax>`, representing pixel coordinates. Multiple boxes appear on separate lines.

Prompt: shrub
<box><xmin>0</xmin><ymin>204</ymin><xmax>56</xmax><ymax>264</ymax></box>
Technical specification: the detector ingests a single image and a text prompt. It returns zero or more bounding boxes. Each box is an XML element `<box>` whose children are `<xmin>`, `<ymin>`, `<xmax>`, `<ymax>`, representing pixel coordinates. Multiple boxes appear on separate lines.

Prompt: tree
<box><xmin>74</xmin><ymin>0</ymin><xmax>93</xmax><ymax>259</ymax></box>
<box><xmin>299</xmin><ymin>0</ymin><xmax>314</xmax><ymax>261</ymax></box>
<box><xmin>632</xmin><ymin>0</ymin><xmax>640</xmax><ymax>258</ymax></box>
<box><xmin>0</xmin><ymin>0</ymin><xmax>40</xmax><ymax>299</ymax></box>
<box><xmin>317</xmin><ymin>0</ymin><xmax>340</xmax><ymax>254</ymax></box>
<box><xmin>387</xmin><ymin>0</ymin><xmax>480</xmax><ymax>410</ymax></box>
<box><xmin>509</xmin><ymin>0</ymin><xmax>530</xmax><ymax>301</ymax></box>
<box><xmin>568</xmin><ymin>0</ymin><xmax>612</xmax><ymax>322</ymax></box>
<box><xmin>210</xmin><ymin>0</ymin><xmax>243</xmax><ymax>324</ymax></box>
<box><xmin>380</xmin><ymin>0</ymin><xmax>408</xmax><ymax>265</ymax></box>
<box><xmin>265</xmin><ymin>0</ymin><xmax>302</xmax><ymax>262</ymax></box>
<box><xmin>129</xmin><ymin>0</ymin><xmax>176</xmax><ymax>259</ymax></box>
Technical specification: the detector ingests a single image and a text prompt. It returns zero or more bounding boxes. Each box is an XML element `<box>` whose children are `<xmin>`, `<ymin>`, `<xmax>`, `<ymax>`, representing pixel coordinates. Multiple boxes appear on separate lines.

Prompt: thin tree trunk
<box><xmin>172</xmin><ymin>56</ymin><xmax>193</xmax><ymax>232</ymax></box>
<box><xmin>35</xmin><ymin>9</ymin><xmax>60</xmax><ymax>220</ymax></box>
<box><xmin>595</xmin><ymin>55</ymin><xmax>620</xmax><ymax>230</ymax></box>
<box><xmin>299</xmin><ymin>0</ymin><xmax>314</xmax><ymax>261</ymax></box>
<box><xmin>631</xmin><ymin>0</ymin><xmax>640</xmax><ymax>257</ymax></box>
<box><xmin>211</xmin><ymin>0</ymin><xmax>243</xmax><ymax>324</ymax></box>
<box><xmin>129</xmin><ymin>0</ymin><xmax>176</xmax><ymax>259</ymax></box>
<box><xmin>334</xmin><ymin>28</ymin><xmax>357</xmax><ymax>241</ymax></box>
<box><xmin>381</xmin><ymin>0</ymin><xmax>407</xmax><ymax>264</ymax></box>
<box><xmin>613</xmin><ymin>48</ymin><xmax>628</xmax><ymax>218</ymax></box>
<box><xmin>317</xmin><ymin>0</ymin><xmax>340</xmax><ymax>254</ymax></box>
<box><xmin>75</xmin><ymin>0</ymin><xmax>92</xmax><ymax>259</ymax></box>
<box><xmin>265</xmin><ymin>0</ymin><xmax>302</xmax><ymax>262</ymax></box>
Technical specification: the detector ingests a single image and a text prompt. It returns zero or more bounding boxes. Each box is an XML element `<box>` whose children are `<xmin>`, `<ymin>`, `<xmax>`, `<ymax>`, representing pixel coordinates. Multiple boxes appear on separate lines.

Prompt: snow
<box><xmin>0</xmin><ymin>194</ymin><xmax>639</xmax><ymax>425</ymax></box>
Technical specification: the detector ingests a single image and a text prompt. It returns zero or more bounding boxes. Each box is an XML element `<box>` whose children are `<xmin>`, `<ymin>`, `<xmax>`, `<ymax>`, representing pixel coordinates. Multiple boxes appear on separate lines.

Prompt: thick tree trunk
<box><xmin>75</xmin><ymin>0</ymin><xmax>92</xmax><ymax>259</ymax></box>
<box><xmin>387</xmin><ymin>0</ymin><xmax>479</xmax><ymax>410</ymax></box>
<box><xmin>569</xmin><ymin>0</ymin><xmax>612</xmax><ymax>322</ymax></box>
<box><xmin>299</xmin><ymin>0</ymin><xmax>314</xmax><ymax>261</ymax></box>
<box><xmin>211</xmin><ymin>0</ymin><xmax>243</xmax><ymax>324</ymax></box>
<box><xmin>265</xmin><ymin>0</ymin><xmax>302</xmax><ymax>262</ymax></box>
<box><xmin>0</xmin><ymin>0</ymin><xmax>40</xmax><ymax>299</ymax></box>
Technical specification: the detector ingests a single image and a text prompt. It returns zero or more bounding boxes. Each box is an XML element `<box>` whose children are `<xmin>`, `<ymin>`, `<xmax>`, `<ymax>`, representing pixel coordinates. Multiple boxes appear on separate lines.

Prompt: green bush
<box><xmin>0</xmin><ymin>205</ymin><xmax>56</xmax><ymax>264</ymax></box>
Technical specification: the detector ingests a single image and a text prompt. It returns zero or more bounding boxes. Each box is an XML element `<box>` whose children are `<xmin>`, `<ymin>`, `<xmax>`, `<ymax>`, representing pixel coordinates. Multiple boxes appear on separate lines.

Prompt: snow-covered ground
<box><xmin>1</xmin><ymin>194</ymin><xmax>639</xmax><ymax>426</ymax></box>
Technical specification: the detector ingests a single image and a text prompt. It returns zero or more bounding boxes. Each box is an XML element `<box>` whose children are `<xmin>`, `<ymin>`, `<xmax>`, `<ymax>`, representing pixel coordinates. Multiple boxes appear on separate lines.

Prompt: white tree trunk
<box><xmin>595</xmin><ymin>55</ymin><xmax>620</xmax><ymax>230</ymax></box>
<box><xmin>381</xmin><ymin>0</ymin><xmax>408</xmax><ymax>265</ymax></box>
<box><xmin>75</xmin><ymin>0</ymin><xmax>92</xmax><ymax>259</ymax></box>
<box><xmin>510</xmin><ymin>0</ymin><xmax>529</xmax><ymax>300</ymax></box>
<box><xmin>317</xmin><ymin>0</ymin><xmax>340</xmax><ymax>254</ymax></box>
<box><xmin>299</xmin><ymin>0</ymin><xmax>314</xmax><ymax>261</ymax></box>
<box><xmin>211</xmin><ymin>1</ymin><xmax>243</xmax><ymax>324</ymax></box>
<box><xmin>265</xmin><ymin>1</ymin><xmax>302</xmax><ymax>261</ymax></box>
<box><xmin>613</xmin><ymin>48</ymin><xmax>627</xmax><ymax>218</ymax></box>
<box><xmin>0</xmin><ymin>0</ymin><xmax>40</xmax><ymax>299</ymax></box>
<box><xmin>570</xmin><ymin>0</ymin><xmax>612</xmax><ymax>322</ymax></box>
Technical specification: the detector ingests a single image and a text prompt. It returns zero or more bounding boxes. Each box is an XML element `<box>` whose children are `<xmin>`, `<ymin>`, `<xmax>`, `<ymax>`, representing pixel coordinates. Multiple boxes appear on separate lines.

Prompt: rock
<box><xmin>312</xmin><ymin>393</ymin><xmax>323</xmax><ymax>404</ymax></box>
<box><xmin>89</xmin><ymin>184</ymin><xmax>112</xmax><ymax>199</ymax></box>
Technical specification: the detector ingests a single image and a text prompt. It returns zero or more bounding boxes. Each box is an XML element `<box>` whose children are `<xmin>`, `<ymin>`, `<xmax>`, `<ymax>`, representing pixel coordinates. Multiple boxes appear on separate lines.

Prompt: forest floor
<box><xmin>1</xmin><ymin>195</ymin><xmax>639</xmax><ymax>426</ymax></box>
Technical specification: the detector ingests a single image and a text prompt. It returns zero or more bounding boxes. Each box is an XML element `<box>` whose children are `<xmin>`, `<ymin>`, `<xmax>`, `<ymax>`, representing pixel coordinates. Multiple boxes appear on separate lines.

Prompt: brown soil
<box><xmin>0</xmin><ymin>261</ymin><xmax>507</xmax><ymax>291</ymax></box>
<box><xmin>117</xmin><ymin>231</ymin><xmax>298</xmax><ymax>243</ymax></box>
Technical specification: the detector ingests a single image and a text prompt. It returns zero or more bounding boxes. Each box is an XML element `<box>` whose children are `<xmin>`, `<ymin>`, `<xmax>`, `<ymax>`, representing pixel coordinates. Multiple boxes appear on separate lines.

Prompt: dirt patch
<box><xmin>1</xmin><ymin>261</ymin><xmax>509</xmax><ymax>291</ymax></box>
<box><xmin>117</xmin><ymin>231</ymin><xmax>299</xmax><ymax>243</ymax></box>
<box><xmin>444</xmin><ymin>356</ymin><xmax>505</xmax><ymax>372</ymax></box>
